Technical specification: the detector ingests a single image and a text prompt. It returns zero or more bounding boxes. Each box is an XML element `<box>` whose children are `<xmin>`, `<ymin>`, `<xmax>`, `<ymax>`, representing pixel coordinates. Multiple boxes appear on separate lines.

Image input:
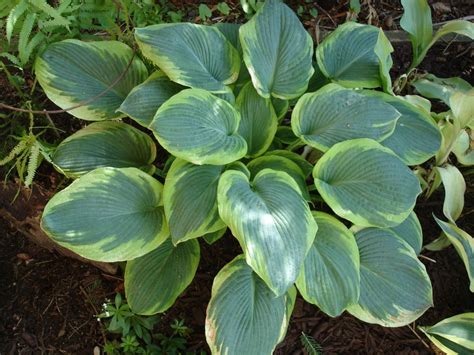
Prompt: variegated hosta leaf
<box><xmin>437</xmin><ymin>165</ymin><xmax>466</xmax><ymax>223</ymax></box>
<box><xmin>118</xmin><ymin>71</ymin><xmax>183</xmax><ymax>127</ymax></box>
<box><xmin>291</xmin><ymin>84</ymin><xmax>399</xmax><ymax>151</ymax></box>
<box><xmin>436</xmin><ymin>120</ymin><xmax>459</xmax><ymax>165</ymax></box>
<box><xmin>239</xmin><ymin>0</ymin><xmax>314</xmax><ymax>99</ymax></box>
<box><xmin>296</xmin><ymin>212</ymin><xmax>360</xmax><ymax>317</ymax></box>
<box><xmin>203</xmin><ymin>227</ymin><xmax>227</xmax><ymax>245</ymax></box>
<box><xmin>52</xmin><ymin>121</ymin><xmax>156</xmax><ymax>178</ymax></box>
<box><xmin>214</xmin><ymin>23</ymin><xmax>251</xmax><ymax>93</ymax></box>
<box><xmin>264</xmin><ymin>150</ymin><xmax>313</xmax><ymax>178</ymax></box>
<box><xmin>452</xmin><ymin>130</ymin><xmax>474</xmax><ymax>166</ymax></box>
<box><xmin>307</xmin><ymin>62</ymin><xmax>331</xmax><ymax>93</ymax></box>
<box><xmin>163</xmin><ymin>158</ymin><xmax>226</xmax><ymax>244</ymax></box>
<box><xmin>434</xmin><ymin>217</ymin><xmax>474</xmax><ymax>292</ymax></box>
<box><xmin>272</xmin><ymin>98</ymin><xmax>289</xmax><ymax>121</ymax></box>
<box><xmin>217</xmin><ymin>169</ymin><xmax>317</xmax><ymax>296</ymax></box>
<box><xmin>364</xmin><ymin>91</ymin><xmax>442</xmax><ymax>165</ymax></box>
<box><xmin>41</xmin><ymin>167</ymin><xmax>168</xmax><ymax>262</ymax></box>
<box><xmin>273</xmin><ymin>126</ymin><xmax>298</xmax><ymax>146</ymax></box>
<box><xmin>225</xmin><ymin>161</ymin><xmax>251</xmax><ymax>178</ymax></box>
<box><xmin>214</xmin><ymin>88</ymin><xmax>236</xmax><ymax>104</ymax></box>
<box><xmin>205</xmin><ymin>256</ymin><xmax>294</xmax><ymax>355</ymax></box>
<box><xmin>401</xmin><ymin>95</ymin><xmax>432</xmax><ymax>114</ymax></box>
<box><xmin>150</xmin><ymin>88</ymin><xmax>247</xmax><ymax>165</ymax></box>
<box><xmin>347</xmin><ymin>228</ymin><xmax>433</xmax><ymax>327</ymax></box>
<box><xmin>236</xmin><ymin>82</ymin><xmax>278</xmax><ymax>157</ymax></box>
<box><xmin>450</xmin><ymin>89</ymin><xmax>474</xmax><ymax>129</ymax></box>
<box><xmin>316</xmin><ymin>22</ymin><xmax>388</xmax><ymax>88</ymax></box>
<box><xmin>313</xmin><ymin>139</ymin><xmax>421</xmax><ymax>227</ymax></box>
<box><xmin>389</xmin><ymin>212</ymin><xmax>423</xmax><ymax>254</ymax></box>
<box><xmin>247</xmin><ymin>155</ymin><xmax>310</xmax><ymax>200</ymax></box>
<box><xmin>374</xmin><ymin>29</ymin><xmax>394</xmax><ymax>94</ymax></box>
<box><xmin>125</xmin><ymin>238</ymin><xmax>200</xmax><ymax>315</ymax></box>
<box><xmin>412</xmin><ymin>74</ymin><xmax>472</xmax><ymax>105</ymax></box>
<box><xmin>420</xmin><ymin>313</ymin><xmax>474</xmax><ymax>354</ymax></box>
<box><xmin>135</xmin><ymin>23</ymin><xmax>240</xmax><ymax>93</ymax></box>
<box><xmin>35</xmin><ymin>39</ymin><xmax>147</xmax><ymax>120</ymax></box>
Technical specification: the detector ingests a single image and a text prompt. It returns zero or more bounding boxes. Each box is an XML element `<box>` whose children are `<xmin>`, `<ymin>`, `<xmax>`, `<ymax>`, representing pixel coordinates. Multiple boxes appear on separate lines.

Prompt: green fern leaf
<box><xmin>301</xmin><ymin>332</ymin><xmax>323</xmax><ymax>355</ymax></box>
<box><xmin>6</xmin><ymin>0</ymin><xmax>29</xmax><ymax>42</ymax></box>
<box><xmin>0</xmin><ymin>52</ymin><xmax>22</xmax><ymax>67</ymax></box>
<box><xmin>29</xmin><ymin>0</ymin><xmax>71</xmax><ymax>28</ymax></box>
<box><xmin>0</xmin><ymin>139</ymin><xmax>28</xmax><ymax>166</ymax></box>
<box><xmin>0</xmin><ymin>0</ymin><xmax>19</xmax><ymax>18</ymax></box>
<box><xmin>18</xmin><ymin>12</ymin><xmax>36</xmax><ymax>65</ymax></box>
<box><xmin>23</xmin><ymin>31</ymin><xmax>45</xmax><ymax>63</ymax></box>
<box><xmin>25</xmin><ymin>140</ymin><xmax>40</xmax><ymax>187</ymax></box>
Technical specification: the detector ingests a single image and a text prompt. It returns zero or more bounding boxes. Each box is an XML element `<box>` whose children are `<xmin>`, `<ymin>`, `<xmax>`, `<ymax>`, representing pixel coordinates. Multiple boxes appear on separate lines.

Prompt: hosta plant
<box><xmin>33</xmin><ymin>0</ymin><xmax>474</xmax><ymax>353</ymax></box>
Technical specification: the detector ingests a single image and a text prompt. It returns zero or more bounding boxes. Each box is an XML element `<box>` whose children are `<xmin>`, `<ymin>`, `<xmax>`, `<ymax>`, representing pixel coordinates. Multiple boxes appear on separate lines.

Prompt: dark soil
<box><xmin>1</xmin><ymin>1</ymin><xmax>473</xmax><ymax>354</ymax></box>
<box><xmin>0</xmin><ymin>217</ymin><xmax>119</xmax><ymax>354</ymax></box>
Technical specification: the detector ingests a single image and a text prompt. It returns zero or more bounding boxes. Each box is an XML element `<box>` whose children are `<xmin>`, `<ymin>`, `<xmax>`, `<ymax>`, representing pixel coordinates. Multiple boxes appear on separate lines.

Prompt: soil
<box><xmin>1</xmin><ymin>1</ymin><xmax>473</xmax><ymax>354</ymax></box>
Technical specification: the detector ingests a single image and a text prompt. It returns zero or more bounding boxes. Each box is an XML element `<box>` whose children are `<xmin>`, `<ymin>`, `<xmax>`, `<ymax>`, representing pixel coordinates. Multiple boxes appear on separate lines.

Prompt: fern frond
<box><xmin>0</xmin><ymin>138</ymin><xmax>28</xmax><ymax>166</ymax></box>
<box><xmin>29</xmin><ymin>0</ymin><xmax>71</xmax><ymax>28</ymax></box>
<box><xmin>0</xmin><ymin>52</ymin><xmax>22</xmax><ymax>67</ymax></box>
<box><xmin>6</xmin><ymin>0</ymin><xmax>29</xmax><ymax>42</ymax></box>
<box><xmin>23</xmin><ymin>31</ymin><xmax>45</xmax><ymax>61</ymax></box>
<box><xmin>25</xmin><ymin>140</ymin><xmax>40</xmax><ymax>187</ymax></box>
<box><xmin>38</xmin><ymin>17</ymin><xmax>71</xmax><ymax>30</ymax></box>
<box><xmin>0</xmin><ymin>0</ymin><xmax>19</xmax><ymax>18</ymax></box>
<box><xmin>300</xmin><ymin>332</ymin><xmax>323</xmax><ymax>355</ymax></box>
<box><xmin>18</xmin><ymin>12</ymin><xmax>36</xmax><ymax>65</ymax></box>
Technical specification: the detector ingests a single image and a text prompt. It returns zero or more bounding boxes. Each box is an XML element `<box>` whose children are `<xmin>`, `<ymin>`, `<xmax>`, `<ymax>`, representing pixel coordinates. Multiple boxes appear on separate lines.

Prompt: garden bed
<box><xmin>1</xmin><ymin>0</ymin><xmax>473</xmax><ymax>354</ymax></box>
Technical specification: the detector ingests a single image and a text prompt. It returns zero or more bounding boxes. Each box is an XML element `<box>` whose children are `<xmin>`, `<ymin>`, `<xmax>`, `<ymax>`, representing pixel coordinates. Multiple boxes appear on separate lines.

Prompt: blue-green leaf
<box><xmin>41</xmin><ymin>167</ymin><xmax>168</xmax><ymax>262</ymax></box>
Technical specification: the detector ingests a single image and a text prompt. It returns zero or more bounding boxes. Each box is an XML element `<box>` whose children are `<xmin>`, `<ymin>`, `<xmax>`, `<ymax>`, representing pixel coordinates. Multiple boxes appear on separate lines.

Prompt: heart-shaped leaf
<box><xmin>118</xmin><ymin>71</ymin><xmax>183</xmax><ymax>127</ymax></box>
<box><xmin>389</xmin><ymin>212</ymin><xmax>423</xmax><ymax>254</ymax></box>
<box><xmin>163</xmin><ymin>158</ymin><xmax>226</xmax><ymax>244</ymax></box>
<box><xmin>52</xmin><ymin>121</ymin><xmax>156</xmax><ymax>178</ymax></box>
<box><xmin>35</xmin><ymin>39</ymin><xmax>147</xmax><ymax>120</ymax></box>
<box><xmin>265</xmin><ymin>150</ymin><xmax>313</xmax><ymax>178</ymax></box>
<box><xmin>217</xmin><ymin>169</ymin><xmax>317</xmax><ymax>296</ymax></box>
<box><xmin>41</xmin><ymin>167</ymin><xmax>168</xmax><ymax>262</ymax></box>
<box><xmin>125</xmin><ymin>238</ymin><xmax>200</xmax><ymax>315</ymax></box>
<box><xmin>313</xmin><ymin>139</ymin><xmax>421</xmax><ymax>227</ymax></box>
<box><xmin>366</xmin><ymin>92</ymin><xmax>442</xmax><ymax>165</ymax></box>
<box><xmin>135</xmin><ymin>23</ymin><xmax>240</xmax><ymax>93</ymax></box>
<box><xmin>296</xmin><ymin>212</ymin><xmax>360</xmax><ymax>317</ymax></box>
<box><xmin>236</xmin><ymin>82</ymin><xmax>278</xmax><ymax>157</ymax></box>
<box><xmin>150</xmin><ymin>88</ymin><xmax>247</xmax><ymax>165</ymax></box>
<box><xmin>247</xmin><ymin>155</ymin><xmax>310</xmax><ymax>200</ymax></box>
<box><xmin>205</xmin><ymin>256</ymin><xmax>293</xmax><ymax>354</ymax></box>
<box><xmin>239</xmin><ymin>0</ymin><xmax>314</xmax><ymax>99</ymax></box>
<box><xmin>316</xmin><ymin>22</ymin><xmax>388</xmax><ymax>88</ymax></box>
<box><xmin>214</xmin><ymin>23</ymin><xmax>251</xmax><ymax>93</ymax></box>
<box><xmin>292</xmin><ymin>84</ymin><xmax>399</xmax><ymax>151</ymax></box>
<box><xmin>347</xmin><ymin>228</ymin><xmax>433</xmax><ymax>326</ymax></box>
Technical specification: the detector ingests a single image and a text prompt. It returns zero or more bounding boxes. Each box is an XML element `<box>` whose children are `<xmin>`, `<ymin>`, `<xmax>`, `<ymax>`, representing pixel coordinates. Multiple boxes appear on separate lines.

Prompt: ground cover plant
<box><xmin>1</xmin><ymin>0</ymin><xmax>473</xmax><ymax>353</ymax></box>
<box><xmin>0</xmin><ymin>0</ymin><xmax>187</xmax><ymax>188</ymax></box>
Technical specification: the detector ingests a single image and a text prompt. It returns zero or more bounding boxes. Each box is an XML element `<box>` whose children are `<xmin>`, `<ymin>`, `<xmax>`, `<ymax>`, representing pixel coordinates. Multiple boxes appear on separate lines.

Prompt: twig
<box><xmin>0</xmin><ymin>52</ymin><xmax>136</xmax><ymax>115</ymax></box>
<box><xmin>418</xmin><ymin>254</ymin><xmax>436</xmax><ymax>263</ymax></box>
<box><xmin>79</xmin><ymin>285</ymin><xmax>107</xmax><ymax>345</ymax></box>
<box><xmin>407</xmin><ymin>323</ymin><xmax>430</xmax><ymax>349</ymax></box>
<box><xmin>315</xmin><ymin>4</ymin><xmax>336</xmax><ymax>26</ymax></box>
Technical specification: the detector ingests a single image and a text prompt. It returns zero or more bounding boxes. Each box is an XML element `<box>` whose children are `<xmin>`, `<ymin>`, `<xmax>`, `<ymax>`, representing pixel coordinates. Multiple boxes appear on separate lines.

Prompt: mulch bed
<box><xmin>1</xmin><ymin>0</ymin><xmax>473</xmax><ymax>354</ymax></box>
